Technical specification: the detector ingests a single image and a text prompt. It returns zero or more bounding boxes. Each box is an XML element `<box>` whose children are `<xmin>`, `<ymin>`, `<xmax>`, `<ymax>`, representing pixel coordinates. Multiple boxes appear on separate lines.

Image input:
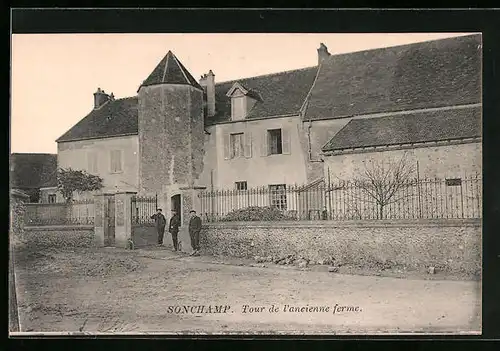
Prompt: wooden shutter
<box><xmin>260</xmin><ymin>130</ymin><xmax>269</xmax><ymax>157</ymax></box>
<box><xmin>223</xmin><ymin>134</ymin><xmax>230</xmax><ymax>160</ymax></box>
<box><xmin>282</xmin><ymin>127</ymin><xmax>291</xmax><ymax>155</ymax></box>
<box><xmin>244</xmin><ymin>132</ymin><xmax>252</xmax><ymax>158</ymax></box>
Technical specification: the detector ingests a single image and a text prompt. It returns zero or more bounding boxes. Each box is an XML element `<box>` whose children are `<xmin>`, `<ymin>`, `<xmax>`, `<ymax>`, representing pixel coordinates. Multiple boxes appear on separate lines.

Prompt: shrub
<box><xmin>221</xmin><ymin>206</ymin><xmax>295</xmax><ymax>222</ymax></box>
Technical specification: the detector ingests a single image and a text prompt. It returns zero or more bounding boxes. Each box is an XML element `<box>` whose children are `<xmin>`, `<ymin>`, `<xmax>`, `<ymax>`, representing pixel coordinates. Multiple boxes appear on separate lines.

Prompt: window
<box><xmin>269</xmin><ymin>184</ymin><xmax>287</xmax><ymax>210</ymax></box>
<box><xmin>235</xmin><ymin>181</ymin><xmax>248</xmax><ymax>191</ymax></box>
<box><xmin>230</xmin><ymin>133</ymin><xmax>245</xmax><ymax>159</ymax></box>
<box><xmin>446</xmin><ymin>178</ymin><xmax>462</xmax><ymax>186</ymax></box>
<box><xmin>110</xmin><ymin>150</ymin><xmax>123</xmax><ymax>173</ymax></box>
<box><xmin>262</xmin><ymin>128</ymin><xmax>290</xmax><ymax>156</ymax></box>
<box><xmin>231</xmin><ymin>96</ymin><xmax>246</xmax><ymax>121</ymax></box>
<box><xmin>48</xmin><ymin>194</ymin><xmax>56</xmax><ymax>203</ymax></box>
<box><xmin>268</xmin><ymin>129</ymin><xmax>282</xmax><ymax>155</ymax></box>
<box><xmin>88</xmin><ymin>152</ymin><xmax>98</xmax><ymax>174</ymax></box>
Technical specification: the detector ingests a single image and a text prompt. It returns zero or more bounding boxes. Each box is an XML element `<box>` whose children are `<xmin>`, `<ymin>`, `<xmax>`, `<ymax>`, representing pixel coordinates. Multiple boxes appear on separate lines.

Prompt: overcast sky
<box><xmin>11</xmin><ymin>33</ymin><xmax>472</xmax><ymax>154</ymax></box>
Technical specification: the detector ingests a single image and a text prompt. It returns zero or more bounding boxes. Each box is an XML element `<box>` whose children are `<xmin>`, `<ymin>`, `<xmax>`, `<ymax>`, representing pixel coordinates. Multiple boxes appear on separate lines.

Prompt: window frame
<box><xmin>48</xmin><ymin>194</ymin><xmax>57</xmax><ymax>203</ymax></box>
<box><xmin>87</xmin><ymin>151</ymin><xmax>98</xmax><ymax>174</ymax></box>
<box><xmin>229</xmin><ymin>132</ymin><xmax>245</xmax><ymax>159</ymax></box>
<box><xmin>269</xmin><ymin>184</ymin><xmax>287</xmax><ymax>210</ymax></box>
<box><xmin>109</xmin><ymin>149</ymin><xmax>123</xmax><ymax>174</ymax></box>
<box><xmin>235</xmin><ymin>181</ymin><xmax>248</xmax><ymax>191</ymax></box>
<box><xmin>268</xmin><ymin>129</ymin><xmax>283</xmax><ymax>155</ymax></box>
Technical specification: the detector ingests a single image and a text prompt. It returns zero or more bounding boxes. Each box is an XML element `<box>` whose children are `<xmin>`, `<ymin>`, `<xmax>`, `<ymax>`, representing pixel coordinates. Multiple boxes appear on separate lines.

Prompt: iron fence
<box><xmin>24</xmin><ymin>199</ymin><xmax>95</xmax><ymax>226</ymax></box>
<box><xmin>131</xmin><ymin>194</ymin><xmax>158</xmax><ymax>224</ymax></box>
<box><xmin>199</xmin><ymin>176</ymin><xmax>482</xmax><ymax>222</ymax></box>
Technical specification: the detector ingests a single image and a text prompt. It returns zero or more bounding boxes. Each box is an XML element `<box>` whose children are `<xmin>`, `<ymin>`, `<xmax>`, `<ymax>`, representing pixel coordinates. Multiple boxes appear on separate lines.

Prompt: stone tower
<box><xmin>137</xmin><ymin>51</ymin><xmax>205</xmax><ymax>225</ymax></box>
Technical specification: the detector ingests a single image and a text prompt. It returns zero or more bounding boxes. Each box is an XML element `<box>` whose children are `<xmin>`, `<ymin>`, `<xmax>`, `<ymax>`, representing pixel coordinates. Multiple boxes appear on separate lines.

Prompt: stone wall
<box><xmin>138</xmin><ymin>84</ymin><xmax>204</xmax><ymax>194</ymax></box>
<box><xmin>22</xmin><ymin>226</ymin><xmax>96</xmax><ymax>249</ymax></box>
<box><xmin>201</xmin><ymin>219</ymin><xmax>481</xmax><ymax>275</ymax></box>
<box><xmin>10</xmin><ymin>191</ymin><xmax>28</xmax><ymax>238</ymax></box>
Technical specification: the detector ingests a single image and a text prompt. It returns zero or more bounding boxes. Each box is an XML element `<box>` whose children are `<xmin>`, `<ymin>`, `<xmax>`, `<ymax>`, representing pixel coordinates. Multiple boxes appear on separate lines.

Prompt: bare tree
<box><xmin>341</xmin><ymin>153</ymin><xmax>416</xmax><ymax>219</ymax></box>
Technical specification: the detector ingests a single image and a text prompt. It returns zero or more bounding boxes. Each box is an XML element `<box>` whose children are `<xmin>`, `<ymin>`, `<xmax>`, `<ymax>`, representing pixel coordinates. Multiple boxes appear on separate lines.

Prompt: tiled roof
<box><xmin>206</xmin><ymin>67</ymin><xmax>318</xmax><ymax>125</ymax></box>
<box><xmin>321</xmin><ymin>106</ymin><xmax>481</xmax><ymax>152</ymax></box>
<box><xmin>139</xmin><ymin>51</ymin><xmax>203</xmax><ymax>91</ymax></box>
<box><xmin>59</xmin><ymin>34</ymin><xmax>481</xmax><ymax>141</ymax></box>
<box><xmin>10</xmin><ymin>153</ymin><xmax>58</xmax><ymax>189</ymax></box>
<box><xmin>56</xmin><ymin>97</ymin><xmax>138</xmax><ymax>142</ymax></box>
<box><xmin>305</xmin><ymin>34</ymin><xmax>481</xmax><ymax>120</ymax></box>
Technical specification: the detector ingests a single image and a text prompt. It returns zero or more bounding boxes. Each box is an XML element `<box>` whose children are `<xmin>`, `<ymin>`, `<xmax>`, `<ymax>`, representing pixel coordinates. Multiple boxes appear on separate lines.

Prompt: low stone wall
<box><xmin>201</xmin><ymin>219</ymin><xmax>482</xmax><ymax>275</ymax></box>
<box><xmin>23</xmin><ymin>225</ymin><xmax>96</xmax><ymax>249</ymax></box>
<box><xmin>132</xmin><ymin>225</ymin><xmax>157</xmax><ymax>247</ymax></box>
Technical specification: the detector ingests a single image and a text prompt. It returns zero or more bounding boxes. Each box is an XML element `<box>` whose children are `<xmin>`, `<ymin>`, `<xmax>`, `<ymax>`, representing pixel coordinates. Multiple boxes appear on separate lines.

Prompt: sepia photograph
<box><xmin>9</xmin><ymin>32</ymin><xmax>482</xmax><ymax>335</ymax></box>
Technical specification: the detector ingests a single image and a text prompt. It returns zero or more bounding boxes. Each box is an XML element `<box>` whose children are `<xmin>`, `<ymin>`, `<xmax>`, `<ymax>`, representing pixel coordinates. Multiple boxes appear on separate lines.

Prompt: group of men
<box><xmin>150</xmin><ymin>208</ymin><xmax>202</xmax><ymax>256</ymax></box>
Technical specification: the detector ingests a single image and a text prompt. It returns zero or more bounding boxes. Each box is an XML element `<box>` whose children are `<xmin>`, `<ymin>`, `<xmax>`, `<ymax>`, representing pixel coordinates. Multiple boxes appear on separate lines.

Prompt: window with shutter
<box><xmin>231</xmin><ymin>96</ymin><xmax>246</xmax><ymax>121</ymax></box>
<box><xmin>268</xmin><ymin>129</ymin><xmax>283</xmax><ymax>155</ymax></box>
<box><xmin>110</xmin><ymin>150</ymin><xmax>123</xmax><ymax>173</ymax></box>
<box><xmin>282</xmin><ymin>128</ymin><xmax>291</xmax><ymax>154</ymax></box>
<box><xmin>223</xmin><ymin>134</ymin><xmax>230</xmax><ymax>160</ymax></box>
<box><xmin>260</xmin><ymin>130</ymin><xmax>269</xmax><ymax>157</ymax></box>
<box><xmin>244</xmin><ymin>132</ymin><xmax>252</xmax><ymax>158</ymax></box>
<box><xmin>230</xmin><ymin>133</ymin><xmax>245</xmax><ymax>159</ymax></box>
<box><xmin>88</xmin><ymin>152</ymin><xmax>98</xmax><ymax>174</ymax></box>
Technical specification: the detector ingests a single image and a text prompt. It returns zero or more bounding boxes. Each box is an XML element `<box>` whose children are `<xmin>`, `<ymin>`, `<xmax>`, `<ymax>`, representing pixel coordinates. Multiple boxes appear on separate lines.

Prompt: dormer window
<box><xmin>226</xmin><ymin>82</ymin><xmax>259</xmax><ymax>121</ymax></box>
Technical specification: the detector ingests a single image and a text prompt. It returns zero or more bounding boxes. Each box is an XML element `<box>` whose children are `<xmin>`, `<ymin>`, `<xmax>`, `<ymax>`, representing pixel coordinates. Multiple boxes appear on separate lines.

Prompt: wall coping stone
<box><xmin>202</xmin><ymin>219</ymin><xmax>481</xmax><ymax>229</ymax></box>
<box><xmin>25</xmin><ymin>225</ymin><xmax>94</xmax><ymax>231</ymax></box>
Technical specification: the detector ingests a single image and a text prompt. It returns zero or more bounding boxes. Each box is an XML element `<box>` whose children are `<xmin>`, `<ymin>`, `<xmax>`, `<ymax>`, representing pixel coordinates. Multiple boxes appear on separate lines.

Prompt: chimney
<box><xmin>93</xmin><ymin>87</ymin><xmax>110</xmax><ymax>109</ymax></box>
<box><xmin>317</xmin><ymin>43</ymin><xmax>331</xmax><ymax>65</ymax></box>
<box><xmin>199</xmin><ymin>70</ymin><xmax>216</xmax><ymax>117</ymax></box>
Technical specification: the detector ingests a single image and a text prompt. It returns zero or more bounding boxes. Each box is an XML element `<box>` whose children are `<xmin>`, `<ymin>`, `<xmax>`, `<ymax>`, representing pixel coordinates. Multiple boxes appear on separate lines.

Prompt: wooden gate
<box><xmin>105</xmin><ymin>195</ymin><xmax>115</xmax><ymax>246</ymax></box>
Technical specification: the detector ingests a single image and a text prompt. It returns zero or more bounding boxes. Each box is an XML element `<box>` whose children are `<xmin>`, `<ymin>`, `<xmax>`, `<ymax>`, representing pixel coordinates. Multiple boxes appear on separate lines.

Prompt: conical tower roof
<box><xmin>139</xmin><ymin>51</ymin><xmax>203</xmax><ymax>91</ymax></box>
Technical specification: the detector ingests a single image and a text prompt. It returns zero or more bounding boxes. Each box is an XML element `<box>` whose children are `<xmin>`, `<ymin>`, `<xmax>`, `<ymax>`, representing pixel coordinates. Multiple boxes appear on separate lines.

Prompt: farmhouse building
<box><xmin>10</xmin><ymin>153</ymin><xmax>58</xmax><ymax>203</ymax></box>
<box><xmin>52</xmin><ymin>34</ymin><xmax>481</xmax><ymax>221</ymax></box>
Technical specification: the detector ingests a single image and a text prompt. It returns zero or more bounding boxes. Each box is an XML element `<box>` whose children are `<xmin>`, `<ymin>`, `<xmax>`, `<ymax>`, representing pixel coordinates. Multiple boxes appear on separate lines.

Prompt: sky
<box><xmin>11</xmin><ymin>33</ymin><xmax>472</xmax><ymax>154</ymax></box>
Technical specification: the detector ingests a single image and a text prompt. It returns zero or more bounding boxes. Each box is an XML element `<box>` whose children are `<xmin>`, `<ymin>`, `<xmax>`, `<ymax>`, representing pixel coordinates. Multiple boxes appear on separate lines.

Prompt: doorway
<box><xmin>171</xmin><ymin>194</ymin><xmax>181</xmax><ymax>224</ymax></box>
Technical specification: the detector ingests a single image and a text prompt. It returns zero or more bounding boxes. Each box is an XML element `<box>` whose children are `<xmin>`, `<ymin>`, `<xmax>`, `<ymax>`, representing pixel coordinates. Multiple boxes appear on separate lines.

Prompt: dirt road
<box><xmin>12</xmin><ymin>246</ymin><xmax>481</xmax><ymax>335</ymax></box>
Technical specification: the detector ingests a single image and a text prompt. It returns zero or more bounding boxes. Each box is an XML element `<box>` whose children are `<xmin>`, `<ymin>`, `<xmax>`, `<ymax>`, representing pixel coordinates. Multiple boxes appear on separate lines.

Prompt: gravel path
<box><xmin>12</xmin><ymin>246</ymin><xmax>481</xmax><ymax>335</ymax></box>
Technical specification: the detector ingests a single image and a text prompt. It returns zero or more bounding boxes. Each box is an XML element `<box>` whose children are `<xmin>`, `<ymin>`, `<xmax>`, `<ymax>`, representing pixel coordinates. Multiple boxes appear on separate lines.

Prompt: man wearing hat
<box><xmin>188</xmin><ymin>210</ymin><xmax>202</xmax><ymax>256</ymax></box>
<box><xmin>168</xmin><ymin>209</ymin><xmax>181</xmax><ymax>251</ymax></box>
<box><xmin>150</xmin><ymin>208</ymin><xmax>167</xmax><ymax>246</ymax></box>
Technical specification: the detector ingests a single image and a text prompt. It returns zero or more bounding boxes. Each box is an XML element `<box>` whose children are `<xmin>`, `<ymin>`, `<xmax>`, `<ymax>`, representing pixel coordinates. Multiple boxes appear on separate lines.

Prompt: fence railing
<box><xmin>199</xmin><ymin>176</ymin><xmax>482</xmax><ymax>222</ymax></box>
<box><xmin>24</xmin><ymin>199</ymin><xmax>95</xmax><ymax>226</ymax></box>
<box><xmin>131</xmin><ymin>194</ymin><xmax>158</xmax><ymax>225</ymax></box>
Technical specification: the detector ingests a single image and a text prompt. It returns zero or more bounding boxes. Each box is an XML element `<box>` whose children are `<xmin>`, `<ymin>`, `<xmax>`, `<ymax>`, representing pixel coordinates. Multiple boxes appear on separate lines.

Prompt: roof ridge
<box><xmin>113</xmin><ymin>96</ymin><xmax>137</xmax><ymax>101</ymax></box>
<box><xmin>322</xmin><ymin>33</ymin><xmax>480</xmax><ymax>63</ymax></box>
<box><xmin>215</xmin><ymin>65</ymin><xmax>317</xmax><ymax>86</ymax></box>
<box><xmin>171</xmin><ymin>52</ymin><xmax>192</xmax><ymax>85</ymax></box>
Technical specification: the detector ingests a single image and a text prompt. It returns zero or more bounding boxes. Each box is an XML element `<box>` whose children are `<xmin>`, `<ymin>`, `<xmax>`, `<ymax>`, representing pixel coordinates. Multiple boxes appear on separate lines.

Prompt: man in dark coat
<box><xmin>150</xmin><ymin>208</ymin><xmax>167</xmax><ymax>246</ymax></box>
<box><xmin>168</xmin><ymin>209</ymin><xmax>181</xmax><ymax>252</ymax></box>
<box><xmin>188</xmin><ymin>210</ymin><xmax>202</xmax><ymax>256</ymax></box>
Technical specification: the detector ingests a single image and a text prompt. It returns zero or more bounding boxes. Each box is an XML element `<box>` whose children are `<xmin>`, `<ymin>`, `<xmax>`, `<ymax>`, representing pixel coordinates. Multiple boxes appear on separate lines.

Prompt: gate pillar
<box><xmin>93</xmin><ymin>194</ymin><xmax>107</xmax><ymax>247</ymax></box>
<box><xmin>114</xmin><ymin>191</ymin><xmax>137</xmax><ymax>248</ymax></box>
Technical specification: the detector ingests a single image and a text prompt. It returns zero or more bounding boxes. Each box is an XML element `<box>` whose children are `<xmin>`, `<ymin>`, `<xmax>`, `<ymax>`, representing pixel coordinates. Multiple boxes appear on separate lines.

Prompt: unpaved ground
<box><xmin>12</xmin><ymin>245</ymin><xmax>481</xmax><ymax>335</ymax></box>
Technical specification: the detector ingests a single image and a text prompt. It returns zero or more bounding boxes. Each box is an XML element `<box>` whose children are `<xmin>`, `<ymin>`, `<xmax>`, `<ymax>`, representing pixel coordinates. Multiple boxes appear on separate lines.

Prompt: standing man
<box><xmin>168</xmin><ymin>209</ymin><xmax>181</xmax><ymax>252</ymax></box>
<box><xmin>188</xmin><ymin>210</ymin><xmax>202</xmax><ymax>256</ymax></box>
<box><xmin>150</xmin><ymin>208</ymin><xmax>167</xmax><ymax>246</ymax></box>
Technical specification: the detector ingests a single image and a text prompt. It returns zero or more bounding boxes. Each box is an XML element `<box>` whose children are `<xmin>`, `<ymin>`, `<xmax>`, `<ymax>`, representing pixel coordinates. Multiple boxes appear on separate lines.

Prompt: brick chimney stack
<box><xmin>199</xmin><ymin>70</ymin><xmax>216</xmax><ymax>117</ymax></box>
<box><xmin>317</xmin><ymin>43</ymin><xmax>331</xmax><ymax>65</ymax></box>
<box><xmin>93</xmin><ymin>87</ymin><xmax>111</xmax><ymax>109</ymax></box>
